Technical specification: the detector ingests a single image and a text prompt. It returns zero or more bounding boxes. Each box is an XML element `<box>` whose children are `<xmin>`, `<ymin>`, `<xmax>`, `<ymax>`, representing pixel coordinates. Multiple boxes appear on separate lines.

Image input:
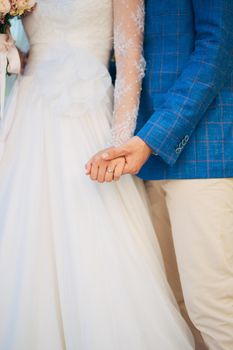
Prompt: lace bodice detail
<box><xmin>112</xmin><ymin>0</ymin><xmax>145</xmax><ymax>146</ymax></box>
<box><xmin>22</xmin><ymin>0</ymin><xmax>145</xmax><ymax>145</ymax></box>
<box><xmin>23</xmin><ymin>0</ymin><xmax>113</xmax><ymax>63</ymax></box>
<box><xmin>24</xmin><ymin>0</ymin><xmax>113</xmax><ymax>39</ymax></box>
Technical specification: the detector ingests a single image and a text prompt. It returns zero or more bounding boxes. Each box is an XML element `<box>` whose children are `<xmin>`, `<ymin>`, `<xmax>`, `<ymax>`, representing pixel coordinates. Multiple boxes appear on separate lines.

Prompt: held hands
<box><xmin>85</xmin><ymin>136</ymin><xmax>152</xmax><ymax>183</ymax></box>
<box><xmin>85</xmin><ymin>153</ymin><xmax>126</xmax><ymax>183</ymax></box>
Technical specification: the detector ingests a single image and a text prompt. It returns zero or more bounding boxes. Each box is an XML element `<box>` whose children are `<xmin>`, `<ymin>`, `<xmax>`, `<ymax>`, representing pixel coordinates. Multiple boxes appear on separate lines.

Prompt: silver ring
<box><xmin>107</xmin><ymin>169</ymin><xmax>114</xmax><ymax>173</ymax></box>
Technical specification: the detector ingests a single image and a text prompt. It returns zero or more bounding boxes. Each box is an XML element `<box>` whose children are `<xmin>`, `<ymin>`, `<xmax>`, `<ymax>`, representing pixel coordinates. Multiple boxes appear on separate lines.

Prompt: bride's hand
<box><xmin>86</xmin><ymin>152</ymin><xmax>126</xmax><ymax>183</ymax></box>
<box><xmin>103</xmin><ymin>157</ymin><xmax>126</xmax><ymax>183</ymax></box>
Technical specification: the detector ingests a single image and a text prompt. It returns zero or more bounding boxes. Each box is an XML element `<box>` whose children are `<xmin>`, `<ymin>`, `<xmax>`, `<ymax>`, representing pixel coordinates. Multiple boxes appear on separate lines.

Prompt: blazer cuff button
<box><xmin>175</xmin><ymin>148</ymin><xmax>182</xmax><ymax>155</ymax></box>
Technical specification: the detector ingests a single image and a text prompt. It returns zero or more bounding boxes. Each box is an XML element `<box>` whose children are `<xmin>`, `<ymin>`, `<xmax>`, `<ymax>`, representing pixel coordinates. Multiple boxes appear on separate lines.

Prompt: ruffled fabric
<box><xmin>0</xmin><ymin>41</ymin><xmax>194</xmax><ymax>350</ymax></box>
<box><xmin>31</xmin><ymin>44</ymin><xmax>112</xmax><ymax>117</ymax></box>
<box><xmin>0</xmin><ymin>79</ymin><xmax>20</xmax><ymax>161</ymax></box>
<box><xmin>0</xmin><ymin>44</ymin><xmax>113</xmax><ymax>161</ymax></box>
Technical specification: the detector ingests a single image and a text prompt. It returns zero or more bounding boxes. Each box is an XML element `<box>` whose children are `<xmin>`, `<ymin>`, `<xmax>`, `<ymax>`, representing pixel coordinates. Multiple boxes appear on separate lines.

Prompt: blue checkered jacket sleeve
<box><xmin>137</xmin><ymin>0</ymin><xmax>233</xmax><ymax>166</ymax></box>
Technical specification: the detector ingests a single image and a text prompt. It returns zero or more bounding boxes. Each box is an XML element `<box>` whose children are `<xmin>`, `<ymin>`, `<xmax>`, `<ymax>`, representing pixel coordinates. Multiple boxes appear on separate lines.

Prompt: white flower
<box><xmin>0</xmin><ymin>0</ymin><xmax>11</xmax><ymax>16</ymax></box>
<box><xmin>16</xmin><ymin>0</ymin><xmax>34</xmax><ymax>11</ymax></box>
<box><xmin>27</xmin><ymin>0</ymin><xmax>36</xmax><ymax>7</ymax></box>
<box><xmin>10</xmin><ymin>0</ymin><xmax>36</xmax><ymax>16</ymax></box>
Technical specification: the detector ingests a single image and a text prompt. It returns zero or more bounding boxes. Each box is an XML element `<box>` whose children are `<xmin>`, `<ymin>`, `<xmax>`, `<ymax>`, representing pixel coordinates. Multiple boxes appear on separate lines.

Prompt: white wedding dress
<box><xmin>0</xmin><ymin>1</ymin><xmax>194</xmax><ymax>349</ymax></box>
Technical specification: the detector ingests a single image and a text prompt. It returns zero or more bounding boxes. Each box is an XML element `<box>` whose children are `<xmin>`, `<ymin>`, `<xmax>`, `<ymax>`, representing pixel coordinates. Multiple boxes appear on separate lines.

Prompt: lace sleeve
<box><xmin>111</xmin><ymin>0</ymin><xmax>145</xmax><ymax>147</ymax></box>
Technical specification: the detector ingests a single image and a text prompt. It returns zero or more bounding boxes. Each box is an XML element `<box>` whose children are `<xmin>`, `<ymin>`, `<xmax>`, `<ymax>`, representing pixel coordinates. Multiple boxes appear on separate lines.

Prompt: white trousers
<box><xmin>145</xmin><ymin>179</ymin><xmax>233</xmax><ymax>350</ymax></box>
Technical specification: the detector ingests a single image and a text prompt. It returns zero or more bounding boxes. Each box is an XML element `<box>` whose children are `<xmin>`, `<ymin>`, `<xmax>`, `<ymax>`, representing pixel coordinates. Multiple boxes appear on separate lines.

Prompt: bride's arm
<box><xmin>111</xmin><ymin>0</ymin><xmax>145</xmax><ymax>147</ymax></box>
<box><xmin>10</xmin><ymin>19</ymin><xmax>29</xmax><ymax>73</ymax></box>
<box><xmin>85</xmin><ymin>0</ymin><xmax>145</xmax><ymax>182</ymax></box>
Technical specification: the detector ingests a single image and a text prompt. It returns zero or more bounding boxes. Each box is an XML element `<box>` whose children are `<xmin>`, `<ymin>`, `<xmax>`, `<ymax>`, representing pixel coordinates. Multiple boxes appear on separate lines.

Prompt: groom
<box><xmin>87</xmin><ymin>1</ymin><xmax>233</xmax><ymax>349</ymax></box>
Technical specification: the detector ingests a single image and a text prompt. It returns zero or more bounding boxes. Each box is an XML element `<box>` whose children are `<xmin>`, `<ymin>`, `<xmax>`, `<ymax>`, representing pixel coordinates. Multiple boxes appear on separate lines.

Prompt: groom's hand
<box><xmin>102</xmin><ymin>136</ymin><xmax>152</xmax><ymax>176</ymax></box>
<box><xmin>85</xmin><ymin>137</ymin><xmax>152</xmax><ymax>182</ymax></box>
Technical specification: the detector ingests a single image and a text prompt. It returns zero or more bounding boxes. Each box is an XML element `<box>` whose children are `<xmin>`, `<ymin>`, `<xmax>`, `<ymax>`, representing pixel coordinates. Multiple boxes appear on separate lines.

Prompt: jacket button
<box><xmin>182</xmin><ymin>139</ymin><xmax>186</xmax><ymax>147</ymax></box>
<box><xmin>176</xmin><ymin>147</ymin><xmax>182</xmax><ymax>154</ymax></box>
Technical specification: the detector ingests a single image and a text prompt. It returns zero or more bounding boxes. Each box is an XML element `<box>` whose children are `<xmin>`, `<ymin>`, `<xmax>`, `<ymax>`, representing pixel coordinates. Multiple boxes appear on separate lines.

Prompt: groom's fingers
<box><xmin>122</xmin><ymin>159</ymin><xmax>140</xmax><ymax>176</ymax></box>
<box><xmin>102</xmin><ymin>147</ymin><xmax>127</xmax><ymax>161</ymax></box>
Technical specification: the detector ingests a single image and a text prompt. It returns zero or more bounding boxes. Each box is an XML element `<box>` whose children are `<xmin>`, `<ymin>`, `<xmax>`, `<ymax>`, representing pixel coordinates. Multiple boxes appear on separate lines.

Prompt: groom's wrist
<box><xmin>137</xmin><ymin>124</ymin><xmax>180</xmax><ymax>166</ymax></box>
<box><xmin>136</xmin><ymin>135</ymin><xmax>158</xmax><ymax>157</ymax></box>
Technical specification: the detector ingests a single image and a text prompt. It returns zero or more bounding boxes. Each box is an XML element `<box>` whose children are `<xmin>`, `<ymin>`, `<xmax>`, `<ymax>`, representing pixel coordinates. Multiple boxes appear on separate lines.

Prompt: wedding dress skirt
<box><xmin>0</xmin><ymin>1</ymin><xmax>194</xmax><ymax>349</ymax></box>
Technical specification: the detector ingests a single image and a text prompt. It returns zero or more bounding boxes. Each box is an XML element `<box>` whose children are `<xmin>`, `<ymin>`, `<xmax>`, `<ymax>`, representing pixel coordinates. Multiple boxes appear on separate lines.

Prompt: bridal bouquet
<box><xmin>0</xmin><ymin>0</ymin><xmax>36</xmax><ymax>119</ymax></box>
<box><xmin>0</xmin><ymin>0</ymin><xmax>36</xmax><ymax>33</ymax></box>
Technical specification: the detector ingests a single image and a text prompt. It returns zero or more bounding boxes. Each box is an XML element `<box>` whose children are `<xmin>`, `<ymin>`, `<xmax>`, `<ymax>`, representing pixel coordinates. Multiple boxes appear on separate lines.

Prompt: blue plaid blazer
<box><xmin>136</xmin><ymin>0</ymin><xmax>233</xmax><ymax>180</ymax></box>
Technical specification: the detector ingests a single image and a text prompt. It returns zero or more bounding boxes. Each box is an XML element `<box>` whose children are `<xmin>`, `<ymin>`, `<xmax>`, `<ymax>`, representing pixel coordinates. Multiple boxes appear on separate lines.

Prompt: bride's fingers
<box><xmin>85</xmin><ymin>162</ymin><xmax>92</xmax><ymax>175</ymax></box>
<box><xmin>113</xmin><ymin>158</ymin><xmax>125</xmax><ymax>181</ymax></box>
<box><xmin>90</xmin><ymin>163</ymin><xmax>99</xmax><ymax>181</ymax></box>
<box><xmin>85</xmin><ymin>158</ymin><xmax>93</xmax><ymax>175</ymax></box>
<box><xmin>104</xmin><ymin>162</ymin><xmax>116</xmax><ymax>183</ymax></box>
<box><xmin>97</xmin><ymin>163</ymin><xmax>108</xmax><ymax>183</ymax></box>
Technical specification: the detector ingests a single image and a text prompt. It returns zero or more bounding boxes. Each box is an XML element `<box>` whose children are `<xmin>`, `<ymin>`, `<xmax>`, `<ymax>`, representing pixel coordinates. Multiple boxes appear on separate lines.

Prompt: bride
<box><xmin>0</xmin><ymin>1</ymin><xmax>194</xmax><ymax>349</ymax></box>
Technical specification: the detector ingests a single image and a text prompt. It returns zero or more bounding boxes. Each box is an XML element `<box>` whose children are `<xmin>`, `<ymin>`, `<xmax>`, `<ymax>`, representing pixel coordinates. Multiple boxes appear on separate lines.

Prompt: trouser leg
<box><xmin>145</xmin><ymin>180</ymin><xmax>207</xmax><ymax>350</ymax></box>
<box><xmin>163</xmin><ymin>179</ymin><xmax>233</xmax><ymax>350</ymax></box>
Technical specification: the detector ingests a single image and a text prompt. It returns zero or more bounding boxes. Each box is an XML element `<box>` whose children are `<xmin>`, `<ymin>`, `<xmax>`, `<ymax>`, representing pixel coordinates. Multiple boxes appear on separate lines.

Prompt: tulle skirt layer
<box><xmin>0</xmin><ymin>45</ymin><xmax>194</xmax><ymax>350</ymax></box>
